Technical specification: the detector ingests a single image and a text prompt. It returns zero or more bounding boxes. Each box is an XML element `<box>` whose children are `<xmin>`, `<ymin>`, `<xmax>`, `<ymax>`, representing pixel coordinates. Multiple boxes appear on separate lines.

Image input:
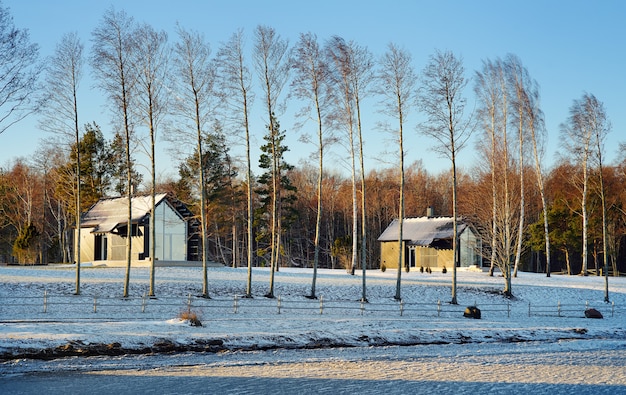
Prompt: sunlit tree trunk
<box><xmin>173</xmin><ymin>27</ymin><xmax>217</xmax><ymax>298</ymax></box>
<box><xmin>253</xmin><ymin>25</ymin><xmax>290</xmax><ymax>298</ymax></box>
<box><xmin>91</xmin><ymin>8</ymin><xmax>137</xmax><ymax>298</ymax></box>
<box><xmin>379</xmin><ymin>44</ymin><xmax>416</xmax><ymax>301</ymax></box>
<box><xmin>40</xmin><ymin>32</ymin><xmax>84</xmax><ymax>293</ymax></box>
<box><xmin>217</xmin><ymin>29</ymin><xmax>255</xmax><ymax>297</ymax></box>
<box><xmin>419</xmin><ymin>50</ymin><xmax>472</xmax><ymax>303</ymax></box>
<box><xmin>133</xmin><ymin>23</ymin><xmax>169</xmax><ymax>296</ymax></box>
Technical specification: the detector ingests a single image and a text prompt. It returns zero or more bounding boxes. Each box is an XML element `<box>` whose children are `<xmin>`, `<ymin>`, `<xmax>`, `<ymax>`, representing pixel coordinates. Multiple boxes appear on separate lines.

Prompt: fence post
<box><xmin>43</xmin><ymin>290</ymin><xmax>48</xmax><ymax>313</ymax></box>
<box><xmin>142</xmin><ymin>293</ymin><xmax>146</xmax><ymax>313</ymax></box>
<box><xmin>612</xmin><ymin>301</ymin><xmax>615</xmax><ymax>318</ymax></box>
<box><xmin>93</xmin><ymin>295</ymin><xmax>98</xmax><ymax>313</ymax></box>
<box><xmin>233</xmin><ymin>295</ymin><xmax>239</xmax><ymax>314</ymax></box>
<box><xmin>319</xmin><ymin>295</ymin><xmax>323</xmax><ymax>315</ymax></box>
<box><xmin>277</xmin><ymin>296</ymin><xmax>281</xmax><ymax>314</ymax></box>
<box><xmin>437</xmin><ymin>299</ymin><xmax>441</xmax><ymax>317</ymax></box>
<box><xmin>507</xmin><ymin>301</ymin><xmax>510</xmax><ymax>318</ymax></box>
<box><xmin>528</xmin><ymin>301</ymin><xmax>531</xmax><ymax>317</ymax></box>
<box><xmin>187</xmin><ymin>293</ymin><xmax>192</xmax><ymax>313</ymax></box>
<box><xmin>557</xmin><ymin>300</ymin><xmax>561</xmax><ymax>317</ymax></box>
<box><xmin>400</xmin><ymin>299</ymin><xmax>404</xmax><ymax>316</ymax></box>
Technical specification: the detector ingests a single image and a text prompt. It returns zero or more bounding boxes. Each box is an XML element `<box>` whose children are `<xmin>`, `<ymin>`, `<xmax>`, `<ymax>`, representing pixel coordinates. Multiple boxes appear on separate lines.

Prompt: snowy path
<box><xmin>2</xmin><ymin>340</ymin><xmax>626</xmax><ymax>394</ymax></box>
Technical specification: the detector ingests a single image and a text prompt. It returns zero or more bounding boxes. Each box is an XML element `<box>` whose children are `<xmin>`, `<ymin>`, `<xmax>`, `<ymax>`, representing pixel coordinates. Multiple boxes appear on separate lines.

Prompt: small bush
<box><xmin>442</xmin><ymin>266</ymin><xmax>447</xmax><ymax>274</ymax></box>
<box><xmin>381</xmin><ymin>264</ymin><xmax>386</xmax><ymax>272</ymax></box>
<box><xmin>179</xmin><ymin>310</ymin><xmax>202</xmax><ymax>326</ymax></box>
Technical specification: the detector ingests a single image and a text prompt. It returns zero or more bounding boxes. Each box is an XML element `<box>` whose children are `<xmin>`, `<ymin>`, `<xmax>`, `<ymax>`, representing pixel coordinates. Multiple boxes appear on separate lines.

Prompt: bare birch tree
<box><xmin>173</xmin><ymin>26</ymin><xmax>216</xmax><ymax>298</ymax></box>
<box><xmin>291</xmin><ymin>32</ymin><xmax>331</xmax><ymax>299</ymax></box>
<box><xmin>133</xmin><ymin>23</ymin><xmax>170</xmax><ymax>296</ymax></box>
<box><xmin>326</xmin><ymin>36</ymin><xmax>358</xmax><ymax>276</ymax></box>
<box><xmin>581</xmin><ymin>94</ymin><xmax>611</xmax><ymax>298</ymax></box>
<box><xmin>0</xmin><ymin>4</ymin><xmax>41</xmax><ymax>135</ymax></box>
<box><xmin>561</xmin><ymin>93</ymin><xmax>598</xmax><ymax>276</ymax></box>
<box><xmin>91</xmin><ymin>8</ymin><xmax>137</xmax><ymax>297</ymax></box>
<box><xmin>418</xmin><ymin>50</ymin><xmax>472</xmax><ymax>304</ymax></box>
<box><xmin>515</xmin><ymin>61</ymin><xmax>551</xmax><ymax>277</ymax></box>
<box><xmin>253</xmin><ymin>25</ymin><xmax>290</xmax><ymax>298</ymax></box>
<box><xmin>506</xmin><ymin>55</ymin><xmax>529</xmax><ymax>278</ymax></box>
<box><xmin>475</xmin><ymin>58</ymin><xmax>517</xmax><ymax>296</ymax></box>
<box><xmin>378</xmin><ymin>43</ymin><xmax>416</xmax><ymax>301</ymax></box>
<box><xmin>326</xmin><ymin>37</ymin><xmax>373</xmax><ymax>301</ymax></box>
<box><xmin>39</xmin><ymin>32</ymin><xmax>84</xmax><ymax>294</ymax></box>
<box><xmin>474</xmin><ymin>59</ymin><xmax>501</xmax><ymax>278</ymax></box>
<box><xmin>217</xmin><ymin>29</ymin><xmax>255</xmax><ymax>297</ymax></box>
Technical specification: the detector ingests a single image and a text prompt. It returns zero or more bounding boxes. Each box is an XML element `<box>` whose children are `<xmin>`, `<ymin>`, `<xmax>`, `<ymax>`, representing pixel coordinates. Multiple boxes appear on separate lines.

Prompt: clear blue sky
<box><xmin>3</xmin><ymin>0</ymin><xmax>625</xmax><ymax>183</ymax></box>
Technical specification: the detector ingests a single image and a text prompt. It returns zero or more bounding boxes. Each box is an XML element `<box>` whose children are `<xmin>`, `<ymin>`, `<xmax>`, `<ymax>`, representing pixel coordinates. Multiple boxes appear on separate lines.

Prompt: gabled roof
<box><xmin>80</xmin><ymin>194</ymin><xmax>169</xmax><ymax>234</ymax></box>
<box><xmin>377</xmin><ymin>216</ymin><xmax>467</xmax><ymax>246</ymax></box>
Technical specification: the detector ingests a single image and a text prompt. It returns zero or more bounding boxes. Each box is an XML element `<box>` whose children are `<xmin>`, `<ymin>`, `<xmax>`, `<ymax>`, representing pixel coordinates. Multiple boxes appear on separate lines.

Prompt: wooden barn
<box><xmin>75</xmin><ymin>194</ymin><xmax>200</xmax><ymax>266</ymax></box>
<box><xmin>377</xmin><ymin>216</ymin><xmax>482</xmax><ymax>271</ymax></box>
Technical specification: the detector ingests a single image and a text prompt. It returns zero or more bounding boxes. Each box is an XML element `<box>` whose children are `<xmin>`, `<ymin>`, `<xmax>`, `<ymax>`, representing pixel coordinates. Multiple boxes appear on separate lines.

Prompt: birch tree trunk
<box><xmin>419</xmin><ymin>50</ymin><xmax>472</xmax><ymax>303</ymax></box>
<box><xmin>379</xmin><ymin>44</ymin><xmax>415</xmax><ymax>301</ymax></box>
<box><xmin>217</xmin><ymin>29</ymin><xmax>254</xmax><ymax>297</ymax></box>
<box><xmin>91</xmin><ymin>8</ymin><xmax>137</xmax><ymax>298</ymax></box>
<box><xmin>40</xmin><ymin>32</ymin><xmax>84</xmax><ymax>293</ymax></box>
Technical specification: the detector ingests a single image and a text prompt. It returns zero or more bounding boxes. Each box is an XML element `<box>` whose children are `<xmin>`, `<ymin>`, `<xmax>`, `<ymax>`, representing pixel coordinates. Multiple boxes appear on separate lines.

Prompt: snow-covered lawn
<box><xmin>1</xmin><ymin>264</ymin><xmax>624</xmax><ymax>360</ymax></box>
<box><xmin>2</xmin><ymin>265</ymin><xmax>626</xmax><ymax>393</ymax></box>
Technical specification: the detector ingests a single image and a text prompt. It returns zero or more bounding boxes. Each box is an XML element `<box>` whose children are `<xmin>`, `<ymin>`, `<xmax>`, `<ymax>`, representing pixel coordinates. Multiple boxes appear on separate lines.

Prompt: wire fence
<box><xmin>0</xmin><ymin>290</ymin><xmax>621</xmax><ymax>323</ymax></box>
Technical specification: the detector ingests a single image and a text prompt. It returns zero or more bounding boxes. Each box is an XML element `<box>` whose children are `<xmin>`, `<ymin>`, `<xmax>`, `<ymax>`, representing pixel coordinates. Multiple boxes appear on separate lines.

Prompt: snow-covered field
<box><xmin>1</xmin><ymin>264</ymin><xmax>626</xmax><ymax>394</ymax></box>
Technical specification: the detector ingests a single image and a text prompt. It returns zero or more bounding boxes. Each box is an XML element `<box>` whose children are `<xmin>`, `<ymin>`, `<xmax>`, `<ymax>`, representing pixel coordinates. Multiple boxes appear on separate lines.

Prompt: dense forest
<box><xmin>1</xmin><ymin>4</ymin><xmax>625</xmax><ymax>288</ymax></box>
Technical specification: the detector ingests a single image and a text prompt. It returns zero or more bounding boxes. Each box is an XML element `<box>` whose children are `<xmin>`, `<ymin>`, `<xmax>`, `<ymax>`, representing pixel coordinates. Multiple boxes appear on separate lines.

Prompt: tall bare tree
<box><xmin>0</xmin><ymin>3</ymin><xmax>41</xmax><ymax>135</ymax></box>
<box><xmin>513</xmin><ymin>59</ymin><xmax>551</xmax><ymax>277</ymax></box>
<box><xmin>253</xmin><ymin>25</ymin><xmax>290</xmax><ymax>298</ymax></box>
<box><xmin>418</xmin><ymin>50</ymin><xmax>472</xmax><ymax>304</ymax></box>
<box><xmin>217</xmin><ymin>29</ymin><xmax>255</xmax><ymax>297</ymax></box>
<box><xmin>561</xmin><ymin>93</ymin><xmax>598</xmax><ymax>276</ymax></box>
<box><xmin>326</xmin><ymin>37</ymin><xmax>373</xmax><ymax>301</ymax></box>
<box><xmin>507</xmin><ymin>56</ymin><xmax>526</xmax><ymax>278</ymax></box>
<box><xmin>378</xmin><ymin>43</ymin><xmax>416</xmax><ymax>301</ymax></box>
<box><xmin>291</xmin><ymin>32</ymin><xmax>331</xmax><ymax>299</ymax></box>
<box><xmin>133</xmin><ymin>23</ymin><xmax>170</xmax><ymax>296</ymax></box>
<box><xmin>474</xmin><ymin>59</ymin><xmax>501</xmax><ymax>278</ymax></box>
<box><xmin>326</xmin><ymin>36</ymin><xmax>358</xmax><ymax>275</ymax></box>
<box><xmin>91</xmin><ymin>7</ymin><xmax>137</xmax><ymax>297</ymax></box>
<box><xmin>173</xmin><ymin>26</ymin><xmax>216</xmax><ymax>298</ymax></box>
<box><xmin>39</xmin><ymin>32</ymin><xmax>84</xmax><ymax>294</ymax></box>
<box><xmin>580</xmin><ymin>94</ymin><xmax>611</xmax><ymax>298</ymax></box>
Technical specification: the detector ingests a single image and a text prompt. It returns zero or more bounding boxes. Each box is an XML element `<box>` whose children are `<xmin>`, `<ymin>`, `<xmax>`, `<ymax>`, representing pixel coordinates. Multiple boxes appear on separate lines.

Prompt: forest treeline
<box><xmin>1</xmin><ymin>4</ymin><xmax>625</xmax><ymax>299</ymax></box>
<box><xmin>3</xmin><ymin>146</ymin><xmax>626</xmax><ymax>276</ymax></box>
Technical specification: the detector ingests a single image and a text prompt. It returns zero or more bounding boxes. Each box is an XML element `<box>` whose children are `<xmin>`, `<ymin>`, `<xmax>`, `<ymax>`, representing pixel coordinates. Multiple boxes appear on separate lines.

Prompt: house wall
<box><xmin>154</xmin><ymin>202</ymin><xmax>186</xmax><ymax>261</ymax></box>
<box><xmin>459</xmin><ymin>228</ymin><xmax>482</xmax><ymax>267</ymax></box>
<box><xmin>414</xmin><ymin>246</ymin><xmax>453</xmax><ymax>269</ymax></box>
<box><xmin>381</xmin><ymin>242</ymin><xmax>454</xmax><ymax>271</ymax></box>
<box><xmin>75</xmin><ymin>229</ymin><xmax>143</xmax><ymax>263</ymax></box>
<box><xmin>380</xmin><ymin>234</ymin><xmax>480</xmax><ymax>271</ymax></box>
<box><xmin>76</xmin><ymin>229</ymin><xmax>95</xmax><ymax>263</ymax></box>
<box><xmin>380</xmin><ymin>241</ymin><xmax>406</xmax><ymax>270</ymax></box>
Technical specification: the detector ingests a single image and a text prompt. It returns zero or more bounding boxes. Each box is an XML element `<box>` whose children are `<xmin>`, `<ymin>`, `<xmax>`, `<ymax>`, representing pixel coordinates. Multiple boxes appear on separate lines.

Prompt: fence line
<box><xmin>0</xmin><ymin>291</ymin><xmax>620</xmax><ymax>321</ymax></box>
<box><xmin>528</xmin><ymin>300</ymin><xmax>616</xmax><ymax>318</ymax></box>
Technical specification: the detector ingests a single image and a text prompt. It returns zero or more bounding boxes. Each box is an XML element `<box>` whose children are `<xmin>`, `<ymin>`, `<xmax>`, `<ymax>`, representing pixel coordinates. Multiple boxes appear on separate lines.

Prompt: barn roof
<box><xmin>80</xmin><ymin>194</ymin><xmax>169</xmax><ymax>234</ymax></box>
<box><xmin>377</xmin><ymin>216</ymin><xmax>468</xmax><ymax>246</ymax></box>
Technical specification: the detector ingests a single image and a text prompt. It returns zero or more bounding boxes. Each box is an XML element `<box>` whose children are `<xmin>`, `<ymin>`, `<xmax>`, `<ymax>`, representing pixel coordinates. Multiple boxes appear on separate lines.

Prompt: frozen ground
<box><xmin>1</xmin><ymin>265</ymin><xmax>625</xmax><ymax>394</ymax></box>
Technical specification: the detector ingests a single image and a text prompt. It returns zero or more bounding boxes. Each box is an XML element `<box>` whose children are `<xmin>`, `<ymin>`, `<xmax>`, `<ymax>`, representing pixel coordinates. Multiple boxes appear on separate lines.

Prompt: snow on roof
<box><xmin>377</xmin><ymin>216</ymin><xmax>467</xmax><ymax>246</ymax></box>
<box><xmin>80</xmin><ymin>193</ymin><xmax>169</xmax><ymax>233</ymax></box>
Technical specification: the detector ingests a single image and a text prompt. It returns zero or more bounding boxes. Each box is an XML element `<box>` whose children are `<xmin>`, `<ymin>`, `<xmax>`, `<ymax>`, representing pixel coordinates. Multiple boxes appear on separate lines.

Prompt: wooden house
<box><xmin>377</xmin><ymin>216</ymin><xmax>482</xmax><ymax>271</ymax></box>
<box><xmin>75</xmin><ymin>194</ymin><xmax>200</xmax><ymax>266</ymax></box>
